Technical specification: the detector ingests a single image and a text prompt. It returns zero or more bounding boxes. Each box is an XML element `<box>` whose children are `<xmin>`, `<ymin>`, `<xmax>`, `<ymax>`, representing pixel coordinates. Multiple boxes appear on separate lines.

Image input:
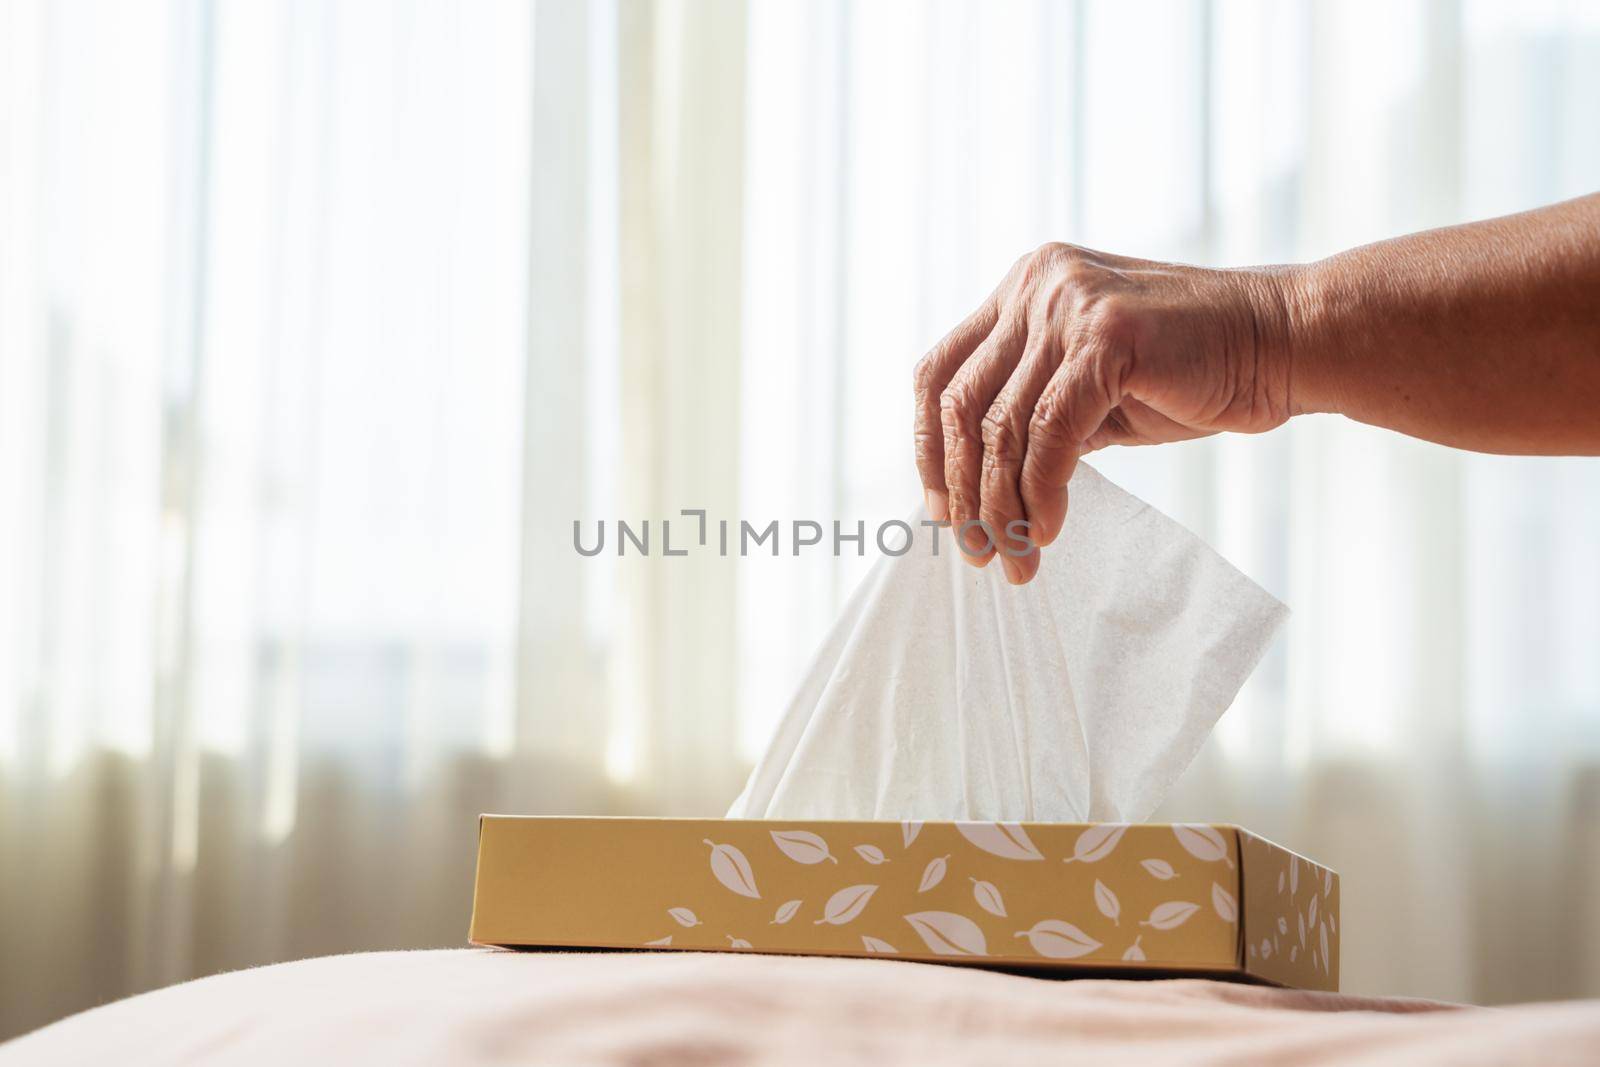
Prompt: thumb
<box><xmin>1019</xmin><ymin>340</ymin><xmax>1124</xmax><ymax>546</ymax></box>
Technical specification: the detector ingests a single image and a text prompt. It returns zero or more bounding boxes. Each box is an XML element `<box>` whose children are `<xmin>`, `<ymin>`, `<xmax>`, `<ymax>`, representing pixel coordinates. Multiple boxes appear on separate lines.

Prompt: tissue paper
<box><xmin>729</xmin><ymin>463</ymin><xmax>1287</xmax><ymax>824</ymax></box>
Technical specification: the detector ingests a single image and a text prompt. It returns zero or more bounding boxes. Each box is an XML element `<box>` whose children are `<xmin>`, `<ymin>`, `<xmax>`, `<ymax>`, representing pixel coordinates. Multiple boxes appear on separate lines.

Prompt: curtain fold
<box><xmin>3</xmin><ymin>0</ymin><xmax>1600</xmax><ymax>1041</ymax></box>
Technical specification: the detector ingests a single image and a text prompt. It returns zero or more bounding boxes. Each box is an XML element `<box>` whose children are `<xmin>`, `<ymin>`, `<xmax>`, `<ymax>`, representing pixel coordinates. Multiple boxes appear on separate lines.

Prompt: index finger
<box><xmin>912</xmin><ymin>299</ymin><xmax>1001</xmax><ymax>521</ymax></box>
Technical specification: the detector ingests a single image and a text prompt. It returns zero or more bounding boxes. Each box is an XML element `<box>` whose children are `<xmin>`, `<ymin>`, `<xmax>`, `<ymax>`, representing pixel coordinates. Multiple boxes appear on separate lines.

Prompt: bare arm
<box><xmin>1290</xmin><ymin>192</ymin><xmax>1600</xmax><ymax>454</ymax></box>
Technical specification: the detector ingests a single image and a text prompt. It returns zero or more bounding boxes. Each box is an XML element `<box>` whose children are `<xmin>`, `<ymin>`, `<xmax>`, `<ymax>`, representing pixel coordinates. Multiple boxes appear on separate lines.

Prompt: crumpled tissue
<box><xmin>728</xmin><ymin>463</ymin><xmax>1287</xmax><ymax>824</ymax></box>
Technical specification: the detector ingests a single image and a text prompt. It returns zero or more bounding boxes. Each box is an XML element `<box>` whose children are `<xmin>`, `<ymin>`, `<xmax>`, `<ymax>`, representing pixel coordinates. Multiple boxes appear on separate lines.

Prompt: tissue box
<box><xmin>468</xmin><ymin>816</ymin><xmax>1339</xmax><ymax>991</ymax></box>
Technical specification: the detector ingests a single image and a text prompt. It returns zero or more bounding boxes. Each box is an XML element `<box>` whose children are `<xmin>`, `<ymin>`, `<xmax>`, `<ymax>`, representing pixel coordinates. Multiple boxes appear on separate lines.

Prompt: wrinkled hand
<box><xmin>912</xmin><ymin>243</ymin><xmax>1298</xmax><ymax>584</ymax></box>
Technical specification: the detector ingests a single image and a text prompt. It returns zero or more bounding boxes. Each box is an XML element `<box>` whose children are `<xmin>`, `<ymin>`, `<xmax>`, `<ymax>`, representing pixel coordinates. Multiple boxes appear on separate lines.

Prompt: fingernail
<box><xmin>926</xmin><ymin>489</ymin><xmax>949</xmax><ymax>522</ymax></box>
<box><xmin>962</xmin><ymin>522</ymin><xmax>990</xmax><ymax>557</ymax></box>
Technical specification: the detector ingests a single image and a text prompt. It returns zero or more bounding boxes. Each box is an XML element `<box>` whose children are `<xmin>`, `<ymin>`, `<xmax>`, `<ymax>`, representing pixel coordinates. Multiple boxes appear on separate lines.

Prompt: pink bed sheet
<box><xmin>5</xmin><ymin>948</ymin><xmax>1599</xmax><ymax>1066</ymax></box>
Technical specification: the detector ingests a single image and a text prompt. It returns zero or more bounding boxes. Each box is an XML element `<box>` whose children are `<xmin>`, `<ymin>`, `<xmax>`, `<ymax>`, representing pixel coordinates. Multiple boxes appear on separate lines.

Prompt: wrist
<box><xmin>1274</xmin><ymin>260</ymin><xmax>1341</xmax><ymax>417</ymax></box>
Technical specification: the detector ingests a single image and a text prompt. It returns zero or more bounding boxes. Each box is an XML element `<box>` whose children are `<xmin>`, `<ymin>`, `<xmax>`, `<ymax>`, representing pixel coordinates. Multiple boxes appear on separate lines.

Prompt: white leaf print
<box><xmin>1324</xmin><ymin>869</ymin><xmax>1333</xmax><ymax>896</ymax></box>
<box><xmin>645</xmin><ymin>935</ymin><xmax>673</xmax><ymax>947</ymax></box>
<box><xmin>1290</xmin><ymin>946</ymin><xmax>1298</xmax><ymax>962</ymax></box>
<box><xmin>1122</xmin><ymin>936</ymin><xmax>1145</xmax><ymax>962</ymax></box>
<box><xmin>1173</xmin><ymin>825</ymin><xmax>1233</xmax><ymax>867</ymax></box>
<box><xmin>1211</xmin><ymin>883</ymin><xmax>1237</xmax><ymax>924</ymax></box>
<box><xmin>1093</xmin><ymin>879</ymin><xmax>1121</xmax><ymax>926</ymax></box>
<box><xmin>918</xmin><ymin>855</ymin><xmax>949</xmax><ymax>893</ymax></box>
<box><xmin>854</xmin><ymin>844</ymin><xmax>890</xmax><ymax>865</ymax></box>
<box><xmin>1298</xmin><ymin>911</ymin><xmax>1306</xmax><ymax>947</ymax></box>
<box><xmin>1140</xmin><ymin>901</ymin><xmax>1200</xmax><ymax>931</ymax></box>
<box><xmin>1015</xmin><ymin>919</ymin><xmax>1101</xmax><ymax>960</ymax></box>
<box><xmin>1321</xmin><ymin>921</ymin><xmax>1330</xmax><ymax>974</ymax></box>
<box><xmin>668</xmin><ymin>907</ymin><xmax>702</xmax><ymax>928</ymax></box>
<box><xmin>905</xmin><ymin>911</ymin><xmax>989</xmax><ymax>956</ymax></box>
<box><xmin>1140</xmin><ymin>859</ymin><xmax>1177</xmax><ymax>881</ymax></box>
<box><xmin>1330</xmin><ymin>913</ymin><xmax>1337</xmax><ymax>934</ymax></box>
<box><xmin>861</xmin><ymin>936</ymin><xmax>898</xmax><ymax>954</ymax></box>
<box><xmin>1290</xmin><ymin>857</ymin><xmax>1299</xmax><ymax>896</ymax></box>
<box><xmin>956</xmin><ymin>822</ymin><xmax>1044</xmax><ymax>861</ymax></box>
<box><xmin>1277</xmin><ymin>870</ymin><xmax>1286</xmax><ymax>894</ymax></box>
<box><xmin>1277</xmin><ymin>916</ymin><xmax>1288</xmax><ymax>935</ymax></box>
<box><xmin>814</xmin><ymin>884</ymin><xmax>878</xmax><ymax>926</ymax></box>
<box><xmin>1261</xmin><ymin>938</ymin><xmax>1272</xmax><ymax>960</ymax></box>
<box><xmin>902</xmin><ymin>821</ymin><xmax>923</xmax><ymax>848</ymax></box>
<box><xmin>770</xmin><ymin>829</ymin><xmax>837</xmax><ymax>865</ymax></box>
<box><xmin>771</xmin><ymin>899</ymin><xmax>803</xmax><ymax>925</ymax></box>
<box><xmin>1308</xmin><ymin>894</ymin><xmax>1319</xmax><ymax>929</ymax></box>
<box><xmin>704</xmin><ymin>839</ymin><xmax>760</xmax><ymax>899</ymax></box>
<box><xmin>969</xmin><ymin>877</ymin><xmax>1006</xmax><ymax>917</ymax></box>
<box><xmin>726</xmin><ymin>935</ymin><xmax>752</xmax><ymax>949</ymax></box>
<box><xmin>1062</xmin><ymin>824</ymin><xmax>1127</xmax><ymax>864</ymax></box>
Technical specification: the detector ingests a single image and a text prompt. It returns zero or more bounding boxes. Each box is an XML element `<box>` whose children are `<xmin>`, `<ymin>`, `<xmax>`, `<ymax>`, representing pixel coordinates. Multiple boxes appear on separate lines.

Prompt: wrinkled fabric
<box><xmin>8</xmin><ymin>949</ymin><xmax>1600</xmax><ymax>1067</ymax></box>
<box><xmin>731</xmin><ymin>464</ymin><xmax>1288</xmax><ymax>823</ymax></box>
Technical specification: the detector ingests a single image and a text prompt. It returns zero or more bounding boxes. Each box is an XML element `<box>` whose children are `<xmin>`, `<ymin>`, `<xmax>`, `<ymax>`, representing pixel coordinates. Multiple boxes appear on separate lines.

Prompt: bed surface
<box><xmin>5</xmin><ymin>948</ymin><xmax>1599</xmax><ymax>1066</ymax></box>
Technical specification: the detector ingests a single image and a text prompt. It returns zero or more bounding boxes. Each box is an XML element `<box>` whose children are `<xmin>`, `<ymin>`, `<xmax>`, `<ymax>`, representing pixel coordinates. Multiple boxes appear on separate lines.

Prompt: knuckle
<box><xmin>939</xmin><ymin>384</ymin><xmax>980</xmax><ymax>434</ymax></box>
<box><xmin>912</xmin><ymin>430</ymin><xmax>945</xmax><ymax>477</ymax></box>
<box><xmin>1090</xmin><ymin>294</ymin><xmax>1136</xmax><ymax>339</ymax></box>
<box><xmin>980</xmin><ymin>407</ymin><xmax>1024</xmax><ymax>469</ymax></box>
<box><xmin>1029</xmin><ymin>395</ymin><xmax>1074</xmax><ymax>453</ymax></box>
<box><xmin>913</xmin><ymin>346</ymin><xmax>954</xmax><ymax>400</ymax></box>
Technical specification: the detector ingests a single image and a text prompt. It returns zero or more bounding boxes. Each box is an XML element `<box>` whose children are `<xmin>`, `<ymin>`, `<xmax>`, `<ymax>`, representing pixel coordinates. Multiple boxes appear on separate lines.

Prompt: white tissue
<box><xmin>729</xmin><ymin>463</ymin><xmax>1287</xmax><ymax>824</ymax></box>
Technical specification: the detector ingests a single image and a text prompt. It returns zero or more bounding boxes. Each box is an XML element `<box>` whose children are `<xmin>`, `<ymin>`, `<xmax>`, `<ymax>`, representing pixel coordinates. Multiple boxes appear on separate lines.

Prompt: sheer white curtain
<box><xmin>3</xmin><ymin>0</ymin><xmax>1599</xmax><ymax>1041</ymax></box>
<box><xmin>736</xmin><ymin>0</ymin><xmax>1600</xmax><ymax>1006</ymax></box>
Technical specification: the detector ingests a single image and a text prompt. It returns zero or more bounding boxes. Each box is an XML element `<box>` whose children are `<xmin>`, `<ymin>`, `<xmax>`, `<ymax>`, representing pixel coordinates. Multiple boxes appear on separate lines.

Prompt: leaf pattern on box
<box><xmin>905</xmin><ymin>911</ymin><xmax>988</xmax><ymax>956</ymax></box>
<box><xmin>704</xmin><ymin>839</ymin><xmax>760</xmax><ymax>899</ymax></box>
<box><xmin>1211</xmin><ymin>883</ymin><xmax>1237</xmax><ymax>924</ymax></box>
<box><xmin>1140</xmin><ymin>901</ymin><xmax>1199</xmax><ymax>931</ymax></box>
<box><xmin>771</xmin><ymin>899</ymin><xmax>803</xmax><ymax>925</ymax></box>
<box><xmin>1016</xmin><ymin>919</ymin><xmax>1101</xmax><ymax>959</ymax></box>
<box><xmin>1093</xmin><ymin>880</ymin><xmax>1120</xmax><ymax>926</ymax></box>
<box><xmin>1173</xmin><ymin>825</ymin><xmax>1234</xmax><ymax>868</ymax></box>
<box><xmin>628</xmin><ymin>822</ymin><xmax>1336</xmax><ymax>990</ymax></box>
<box><xmin>1140</xmin><ymin>858</ymin><xmax>1177</xmax><ymax>881</ymax></box>
<box><xmin>1063</xmin><ymin>824</ymin><xmax>1127</xmax><ymax>864</ymax></box>
<box><xmin>771</xmin><ymin>829</ymin><xmax>837</xmax><ymax>865</ymax></box>
<box><xmin>956</xmin><ymin>822</ymin><xmax>1044</xmax><ymax>861</ymax></box>
<box><xmin>814</xmin><ymin>884</ymin><xmax>878</xmax><ymax>926</ymax></box>
<box><xmin>970</xmin><ymin>878</ymin><xmax>1006</xmax><ymax>918</ymax></box>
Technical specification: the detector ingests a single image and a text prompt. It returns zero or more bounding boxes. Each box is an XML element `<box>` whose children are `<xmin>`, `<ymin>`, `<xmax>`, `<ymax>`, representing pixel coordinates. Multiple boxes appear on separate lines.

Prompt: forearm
<box><xmin>1284</xmin><ymin>193</ymin><xmax>1600</xmax><ymax>454</ymax></box>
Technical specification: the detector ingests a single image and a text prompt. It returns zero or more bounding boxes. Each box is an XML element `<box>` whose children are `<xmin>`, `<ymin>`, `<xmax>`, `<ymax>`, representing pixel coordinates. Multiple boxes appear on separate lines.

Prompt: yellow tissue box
<box><xmin>468</xmin><ymin>816</ymin><xmax>1339</xmax><ymax>991</ymax></box>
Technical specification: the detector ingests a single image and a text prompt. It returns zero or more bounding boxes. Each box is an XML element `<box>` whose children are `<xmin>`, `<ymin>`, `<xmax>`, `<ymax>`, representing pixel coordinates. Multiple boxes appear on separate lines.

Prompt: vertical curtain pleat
<box><xmin>4</xmin><ymin>0</ymin><xmax>1600</xmax><ymax>1041</ymax></box>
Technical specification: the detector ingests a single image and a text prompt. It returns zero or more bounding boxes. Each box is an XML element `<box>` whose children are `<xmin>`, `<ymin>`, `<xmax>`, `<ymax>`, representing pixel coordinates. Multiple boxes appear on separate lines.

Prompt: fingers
<box><xmin>940</xmin><ymin>311</ymin><xmax>1029</xmax><ymax>561</ymax></box>
<box><xmin>979</xmin><ymin>329</ymin><xmax>1063</xmax><ymax>584</ymax></box>
<box><xmin>1020</xmin><ymin>337</ymin><xmax>1127</xmax><ymax>548</ymax></box>
<box><xmin>913</xmin><ymin>299</ymin><xmax>1001</xmax><ymax>521</ymax></box>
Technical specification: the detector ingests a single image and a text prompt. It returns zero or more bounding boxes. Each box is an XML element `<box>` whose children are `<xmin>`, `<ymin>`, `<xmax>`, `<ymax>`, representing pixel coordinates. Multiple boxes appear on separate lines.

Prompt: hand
<box><xmin>912</xmin><ymin>243</ymin><xmax>1297</xmax><ymax>584</ymax></box>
